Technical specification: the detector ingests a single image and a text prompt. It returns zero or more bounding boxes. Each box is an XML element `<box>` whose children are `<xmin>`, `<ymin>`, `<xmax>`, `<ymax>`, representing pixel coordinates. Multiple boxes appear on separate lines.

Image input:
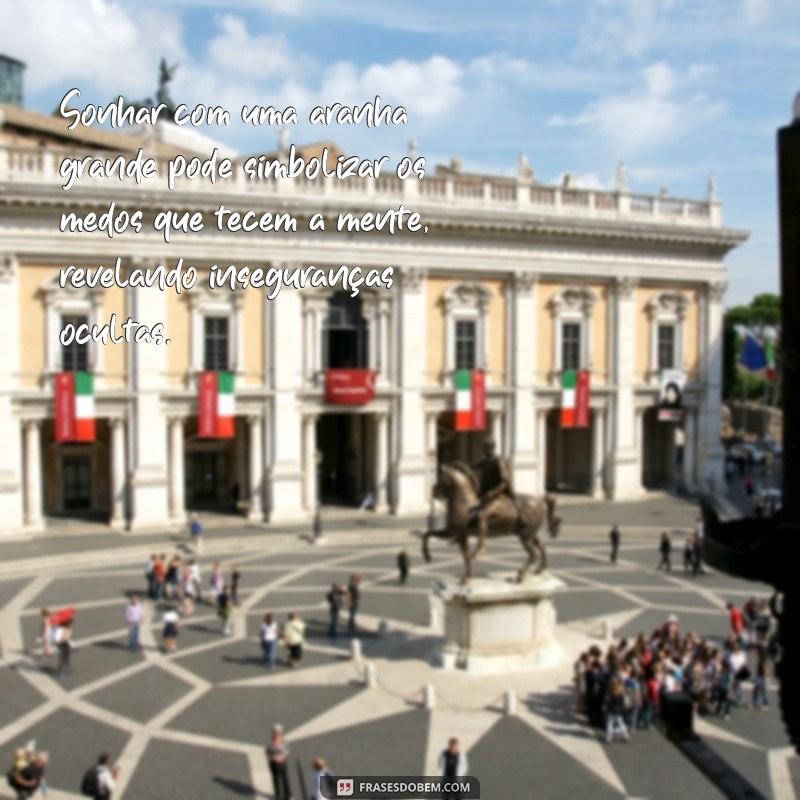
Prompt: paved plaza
<box><xmin>0</xmin><ymin>496</ymin><xmax>797</xmax><ymax>800</ymax></box>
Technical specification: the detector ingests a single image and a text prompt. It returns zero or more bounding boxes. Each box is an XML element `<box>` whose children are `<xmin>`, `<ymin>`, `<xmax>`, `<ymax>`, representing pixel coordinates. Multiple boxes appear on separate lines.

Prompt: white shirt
<box><xmin>728</xmin><ymin>651</ymin><xmax>746</xmax><ymax>673</ymax></box>
<box><xmin>163</xmin><ymin>610</ymin><xmax>179</xmax><ymax>625</ymax></box>
<box><xmin>97</xmin><ymin>765</ymin><xmax>115</xmax><ymax>794</ymax></box>
<box><xmin>261</xmin><ymin>622</ymin><xmax>279</xmax><ymax>642</ymax></box>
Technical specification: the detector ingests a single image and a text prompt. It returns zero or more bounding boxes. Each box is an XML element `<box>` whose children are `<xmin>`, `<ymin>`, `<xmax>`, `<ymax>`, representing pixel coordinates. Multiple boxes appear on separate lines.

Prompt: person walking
<box><xmin>81</xmin><ymin>753</ymin><xmax>120</xmax><ymax>799</ymax></box>
<box><xmin>609</xmin><ymin>524</ymin><xmax>621</xmax><ymax>564</ymax></box>
<box><xmin>284</xmin><ymin>612</ymin><xmax>306</xmax><ymax>668</ymax></box>
<box><xmin>188</xmin><ymin>559</ymin><xmax>202</xmax><ymax>603</ymax></box>
<box><xmin>310</xmin><ymin>757</ymin><xmax>334</xmax><ymax>800</ymax></box>
<box><xmin>125</xmin><ymin>596</ymin><xmax>143</xmax><ymax>652</ymax></box>
<box><xmin>657</xmin><ymin>532</ymin><xmax>672</xmax><ymax>572</ymax></box>
<box><xmin>145</xmin><ymin>555</ymin><xmax>157</xmax><ymax>600</ymax></box>
<box><xmin>209</xmin><ymin>562</ymin><xmax>224</xmax><ymax>604</ymax></box>
<box><xmin>217</xmin><ymin>585</ymin><xmax>234</xmax><ymax>636</ymax></box>
<box><xmin>326</xmin><ymin>583</ymin><xmax>344</xmax><ymax>639</ymax></box>
<box><xmin>260</xmin><ymin>613</ymin><xmax>279</xmax><ymax>668</ymax></box>
<box><xmin>397</xmin><ymin>550</ymin><xmax>410</xmax><ymax>585</ymax></box>
<box><xmin>752</xmin><ymin>648</ymin><xmax>770</xmax><ymax>711</ymax></box>
<box><xmin>162</xmin><ymin>605</ymin><xmax>180</xmax><ymax>654</ymax></box>
<box><xmin>267</xmin><ymin>725</ymin><xmax>292</xmax><ymax>800</ymax></box>
<box><xmin>153</xmin><ymin>555</ymin><xmax>167</xmax><ymax>602</ymax></box>
<box><xmin>347</xmin><ymin>574</ymin><xmax>361</xmax><ymax>635</ymax></box>
<box><xmin>604</xmin><ymin>677</ymin><xmax>630</xmax><ymax>743</ymax></box>
<box><xmin>54</xmin><ymin>620</ymin><xmax>73</xmax><ymax>677</ymax></box>
<box><xmin>230</xmin><ymin>565</ymin><xmax>241</xmax><ymax>606</ymax></box>
<box><xmin>189</xmin><ymin>513</ymin><xmax>203</xmax><ymax>554</ymax></box>
<box><xmin>36</xmin><ymin>608</ymin><xmax>53</xmax><ymax>659</ymax></box>
<box><xmin>438</xmin><ymin>738</ymin><xmax>468</xmax><ymax>800</ymax></box>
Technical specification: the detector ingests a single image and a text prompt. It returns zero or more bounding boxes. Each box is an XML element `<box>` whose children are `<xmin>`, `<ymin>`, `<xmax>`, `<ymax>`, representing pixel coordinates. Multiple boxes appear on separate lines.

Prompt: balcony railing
<box><xmin>0</xmin><ymin>143</ymin><xmax>721</xmax><ymax>227</ymax></box>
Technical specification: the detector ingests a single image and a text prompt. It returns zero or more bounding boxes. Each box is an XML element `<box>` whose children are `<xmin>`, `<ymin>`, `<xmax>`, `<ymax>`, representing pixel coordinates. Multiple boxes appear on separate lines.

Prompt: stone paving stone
<box><xmin>555</xmin><ymin>589</ymin><xmax>637</xmax><ymax>625</ymax></box>
<box><xmin>603</xmin><ymin>728</ymin><xmax>726</xmax><ymax>800</ymax></box>
<box><xmin>546</xmin><ymin>551</ymin><xmax>612</xmax><ymax>570</ymax></box>
<box><xmin>699</xmin><ymin>737</ymin><xmax>773</xmax><ymax>799</ymax></box>
<box><xmin>283</xmin><ymin>568</ymin><xmax>384</xmax><ymax>589</ymax></box>
<box><xmin>359</xmin><ymin>589</ymin><xmax>430</xmax><ymax>627</ymax></box>
<box><xmin>122</xmin><ymin>737</ymin><xmax>253</xmax><ymax>799</ymax></box>
<box><xmin>32</xmin><ymin>636</ymin><xmax>145</xmax><ymax>691</ymax></box>
<box><xmin>332</xmin><ymin>550</ymin><xmax>408</xmax><ymax>570</ymax></box>
<box><xmin>627</xmin><ymin>589</ymin><xmax>722</xmax><ymax>610</ymax></box>
<box><xmin>0</xmin><ymin>707</ymin><xmax>130</xmax><ymax>795</ymax></box>
<box><xmin>372</xmin><ymin>573</ymin><xmax>445</xmax><ymax>589</ymax></box>
<box><xmin>558</xmin><ymin>567</ymin><xmax>677</xmax><ymax>587</ymax></box>
<box><xmin>84</xmin><ymin>664</ymin><xmax>194</xmax><ymax>724</ymax></box>
<box><xmin>289</xmin><ymin>709</ymin><xmax>431</xmax><ymax>779</ymax></box>
<box><xmin>168</xmin><ymin>683</ymin><xmax>364</xmax><ymax>745</ymax></box>
<box><xmin>614</xmin><ymin>608</ymin><xmax>727</xmax><ymax>642</ymax></box>
<box><xmin>245</xmin><ymin>548</ymin><xmax>368</xmax><ymax>568</ymax></box>
<box><xmin>251</xmin><ymin>588</ymin><xmax>327</xmax><ymax>612</ymax></box>
<box><xmin>24</xmin><ymin>576</ymin><xmax>146</xmax><ymax>610</ymax></box>
<box><xmin>702</xmin><ymin>706</ymin><xmax>792</xmax><ymax>750</ymax></box>
<box><xmin>468</xmin><ymin>715</ymin><xmax>622</xmax><ymax>800</ymax></box>
<box><xmin>0</xmin><ymin>577</ymin><xmax>31</xmax><ymax>609</ymax></box>
<box><xmin>789</xmin><ymin>756</ymin><xmax>800</xmax><ymax>797</ymax></box>
<box><xmin>20</xmin><ymin>603</ymin><xmax>128</xmax><ymax>651</ymax></box>
<box><xmin>0</xmin><ymin>666</ymin><xmax>47</xmax><ymax>729</ymax></box>
<box><xmin>173</xmin><ymin>636</ymin><xmax>347</xmax><ymax>683</ymax></box>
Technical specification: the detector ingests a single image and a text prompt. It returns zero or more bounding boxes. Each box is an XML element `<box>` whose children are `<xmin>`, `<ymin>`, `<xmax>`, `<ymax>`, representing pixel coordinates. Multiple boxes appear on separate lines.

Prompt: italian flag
<box><xmin>765</xmin><ymin>339</ymin><xmax>777</xmax><ymax>382</ymax></box>
<box><xmin>55</xmin><ymin>372</ymin><xmax>95</xmax><ymax>442</ymax></box>
<box><xmin>561</xmin><ymin>370</ymin><xmax>578</xmax><ymax>427</ymax></box>
<box><xmin>454</xmin><ymin>369</ymin><xmax>486</xmax><ymax>431</ymax></box>
<box><xmin>199</xmin><ymin>371</ymin><xmax>236</xmax><ymax>438</ymax></box>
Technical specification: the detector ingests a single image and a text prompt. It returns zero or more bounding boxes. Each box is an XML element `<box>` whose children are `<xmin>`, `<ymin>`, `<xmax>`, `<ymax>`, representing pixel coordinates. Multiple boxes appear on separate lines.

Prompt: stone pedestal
<box><xmin>436</xmin><ymin>572</ymin><xmax>565</xmax><ymax>673</ymax></box>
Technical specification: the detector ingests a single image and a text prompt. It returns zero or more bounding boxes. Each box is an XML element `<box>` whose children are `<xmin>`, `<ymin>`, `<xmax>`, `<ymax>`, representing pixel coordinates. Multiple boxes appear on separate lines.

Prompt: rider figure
<box><xmin>471</xmin><ymin>438</ymin><xmax>514</xmax><ymax>557</ymax></box>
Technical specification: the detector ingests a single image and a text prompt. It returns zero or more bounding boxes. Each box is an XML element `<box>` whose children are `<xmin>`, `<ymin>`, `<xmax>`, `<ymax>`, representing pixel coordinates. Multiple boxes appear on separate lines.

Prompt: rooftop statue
<box><xmin>121</xmin><ymin>58</ymin><xmax>179</xmax><ymax>119</ymax></box>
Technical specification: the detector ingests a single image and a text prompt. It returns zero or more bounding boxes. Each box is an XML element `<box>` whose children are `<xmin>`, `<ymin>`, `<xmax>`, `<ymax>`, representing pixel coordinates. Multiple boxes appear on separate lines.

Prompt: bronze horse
<box><xmin>422</xmin><ymin>463</ymin><xmax>560</xmax><ymax>582</ymax></box>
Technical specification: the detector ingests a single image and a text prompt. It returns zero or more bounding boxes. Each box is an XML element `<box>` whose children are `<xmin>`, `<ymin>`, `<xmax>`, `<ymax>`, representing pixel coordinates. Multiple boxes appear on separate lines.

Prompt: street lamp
<box><xmin>313</xmin><ymin>448</ymin><xmax>323</xmax><ymax>542</ymax></box>
<box><xmin>427</xmin><ymin>448</ymin><xmax>438</xmax><ymax>533</ymax></box>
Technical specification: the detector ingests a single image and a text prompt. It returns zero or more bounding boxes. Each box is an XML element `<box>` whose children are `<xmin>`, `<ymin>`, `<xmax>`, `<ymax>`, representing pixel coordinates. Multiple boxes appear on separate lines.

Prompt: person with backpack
<box><xmin>7</xmin><ymin>749</ymin><xmax>36</xmax><ymax>800</ymax></box>
<box><xmin>81</xmin><ymin>754</ymin><xmax>119</xmax><ymax>799</ymax></box>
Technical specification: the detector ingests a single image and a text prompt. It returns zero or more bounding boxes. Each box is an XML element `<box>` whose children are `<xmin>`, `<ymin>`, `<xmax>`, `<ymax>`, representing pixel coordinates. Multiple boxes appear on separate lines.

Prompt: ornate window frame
<box><xmin>548</xmin><ymin>286</ymin><xmax>597</xmax><ymax>381</ymax></box>
<box><xmin>189</xmin><ymin>284</ymin><xmax>245</xmax><ymax>374</ymax></box>
<box><xmin>442</xmin><ymin>283</ymin><xmax>493</xmax><ymax>379</ymax></box>
<box><xmin>40</xmin><ymin>275</ymin><xmax>105</xmax><ymax>381</ymax></box>
<box><xmin>647</xmin><ymin>291</ymin><xmax>689</xmax><ymax>382</ymax></box>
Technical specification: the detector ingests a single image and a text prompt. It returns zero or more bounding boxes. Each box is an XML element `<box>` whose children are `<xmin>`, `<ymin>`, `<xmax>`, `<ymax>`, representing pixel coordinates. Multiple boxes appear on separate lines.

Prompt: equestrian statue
<box><xmin>422</xmin><ymin>438</ymin><xmax>561</xmax><ymax>583</ymax></box>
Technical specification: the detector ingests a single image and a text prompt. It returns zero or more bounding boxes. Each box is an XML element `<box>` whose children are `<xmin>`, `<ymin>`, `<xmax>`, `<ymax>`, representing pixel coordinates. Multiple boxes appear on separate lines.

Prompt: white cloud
<box><xmin>0</xmin><ymin>0</ymin><xmax>186</xmax><ymax>95</ymax></box>
<box><xmin>207</xmin><ymin>15</ymin><xmax>300</xmax><ymax>77</ymax></box>
<box><xmin>548</xmin><ymin>62</ymin><xmax>725</xmax><ymax>155</ymax></box>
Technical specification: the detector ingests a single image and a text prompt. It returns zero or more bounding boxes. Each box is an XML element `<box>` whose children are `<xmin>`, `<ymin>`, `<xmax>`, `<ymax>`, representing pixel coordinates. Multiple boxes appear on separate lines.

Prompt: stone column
<box><xmin>394</xmin><ymin>268</ymin><xmax>428</xmax><ymax>513</ymax></box>
<box><xmin>610</xmin><ymin>277</ymin><xmax>641</xmax><ymax>498</ymax></box>
<box><xmin>591</xmin><ymin>409</ymin><xmax>606</xmax><ymax>498</ymax></box>
<box><xmin>248</xmin><ymin>414</ymin><xmax>264</xmax><ymax>521</ymax></box>
<box><xmin>270</xmin><ymin>281</ymin><xmax>306</xmax><ymax>519</ymax></box>
<box><xmin>426</xmin><ymin>412</ymin><xmax>438</xmax><ymax>497</ymax></box>
<box><xmin>129</xmin><ymin>269</ymin><xmax>170</xmax><ymax>529</ymax></box>
<box><xmin>168</xmin><ymin>417</ymin><xmax>185</xmax><ymax>524</ymax></box>
<box><xmin>698</xmin><ymin>282</ymin><xmax>727</xmax><ymax>488</ymax></box>
<box><xmin>510</xmin><ymin>273</ymin><xmax>538</xmax><ymax>494</ymax></box>
<box><xmin>491</xmin><ymin>411</ymin><xmax>504</xmax><ymax>454</ymax></box>
<box><xmin>109</xmin><ymin>417</ymin><xmax>127</xmax><ymax>530</ymax></box>
<box><xmin>536</xmin><ymin>411</ymin><xmax>548</xmax><ymax>494</ymax></box>
<box><xmin>23</xmin><ymin>420</ymin><xmax>43</xmax><ymax>530</ymax></box>
<box><xmin>303</xmin><ymin>413</ymin><xmax>318</xmax><ymax>512</ymax></box>
<box><xmin>0</xmin><ymin>254</ymin><xmax>23</xmax><ymax>534</ymax></box>
<box><xmin>375</xmin><ymin>412</ymin><xmax>389</xmax><ymax>511</ymax></box>
<box><xmin>682</xmin><ymin>408</ymin><xmax>696</xmax><ymax>489</ymax></box>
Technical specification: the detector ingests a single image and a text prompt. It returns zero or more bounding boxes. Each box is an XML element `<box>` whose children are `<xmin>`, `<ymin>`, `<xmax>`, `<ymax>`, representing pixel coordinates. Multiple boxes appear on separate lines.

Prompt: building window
<box><xmin>561</xmin><ymin>322</ymin><xmax>581</xmax><ymax>371</ymax></box>
<box><xmin>61</xmin><ymin>314</ymin><xmax>89</xmax><ymax>372</ymax></box>
<box><xmin>324</xmin><ymin>292</ymin><xmax>368</xmax><ymax>369</ymax></box>
<box><xmin>657</xmin><ymin>324</ymin><xmax>676</xmax><ymax>370</ymax></box>
<box><xmin>455</xmin><ymin>320</ymin><xmax>477</xmax><ymax>371</ymax></box>
<box><xmin>203</xmin><ymin>316</ymin><xmax>230</xmax><ymax>371</ymax></box>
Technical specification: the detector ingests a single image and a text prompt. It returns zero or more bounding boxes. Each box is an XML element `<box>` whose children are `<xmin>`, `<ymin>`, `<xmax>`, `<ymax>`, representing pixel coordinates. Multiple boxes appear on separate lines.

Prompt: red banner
<box><xmin>198</xmin><ymin>371</ymin><xmax>218</xmax><ymax>438</ymax></box>
<box><xmin>55</xmin><ymin>372</ymin><xmax>76</xmax><ymax>442</ymax></box>
<box><xmin>575</xmin><ymin>369</ymin><xmax>591</xmax><ymax>428</ymax></box>
<box><xmin>471</xmin><ymin>369</ymin><xmax>487</xmax><ymax>430</ymax></box>
<box><xmin>325</xmin><ymin>369</ymin><xmax>376</xmax><ymax>405</ymax></box>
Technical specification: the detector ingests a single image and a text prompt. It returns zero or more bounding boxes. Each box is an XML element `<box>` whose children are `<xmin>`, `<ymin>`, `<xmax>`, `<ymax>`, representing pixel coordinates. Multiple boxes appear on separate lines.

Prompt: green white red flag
<box><xmin>561</xmin><ymin>369</ymin><xmax>590</xmax><ymax>428</ymax></box>
<box><xmin>199</xmin><ymin>371</ymin><xmax>236</xmax><ymax>438</ymax></box>
<box><xmin>454</xmin><ymin>369</ymin><xmax>486</xmax><ymax>431</ymax></box>
<box><xmin>55</xmin><ymin>372</ymin><xmax>95</xmax><ymax>442</ymax></box>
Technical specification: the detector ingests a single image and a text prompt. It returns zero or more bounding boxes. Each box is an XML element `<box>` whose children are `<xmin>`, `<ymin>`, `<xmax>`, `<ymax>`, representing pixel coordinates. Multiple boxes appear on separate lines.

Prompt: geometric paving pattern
<box><xmin>0</xmin><ymin>533</ymin><xmax>798</xmax><ymax>799</ymax></box>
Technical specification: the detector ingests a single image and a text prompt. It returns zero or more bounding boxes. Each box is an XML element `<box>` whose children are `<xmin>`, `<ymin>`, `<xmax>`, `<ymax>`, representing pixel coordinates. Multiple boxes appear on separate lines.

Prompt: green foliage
<box><xmin>722</xmin><ymin>293</ymin><xmax>781</xmax><ymax>402</ymax></box>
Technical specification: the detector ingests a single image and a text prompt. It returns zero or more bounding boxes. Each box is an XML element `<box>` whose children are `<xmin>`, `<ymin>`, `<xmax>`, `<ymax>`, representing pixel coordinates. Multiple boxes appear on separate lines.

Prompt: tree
<box><xmin>722</xmin><ymin>293</ymin><xmax>781</xmax><ymax>403</ymax></box>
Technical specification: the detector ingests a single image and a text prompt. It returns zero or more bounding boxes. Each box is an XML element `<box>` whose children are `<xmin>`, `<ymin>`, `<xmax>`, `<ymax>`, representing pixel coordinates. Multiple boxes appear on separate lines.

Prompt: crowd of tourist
<box><xmin>574</xmin><ymin>598</ymin><xmax>779</xmax><ymax>743</ymax></box>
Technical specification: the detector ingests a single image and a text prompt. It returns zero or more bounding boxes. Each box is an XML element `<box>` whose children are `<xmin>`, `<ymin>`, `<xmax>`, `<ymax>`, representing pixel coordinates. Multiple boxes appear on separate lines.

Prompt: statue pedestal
<box><xmin>436</xmin><ymin>572</ymin><xmax>565</xmax><ymax>673</ymax></box>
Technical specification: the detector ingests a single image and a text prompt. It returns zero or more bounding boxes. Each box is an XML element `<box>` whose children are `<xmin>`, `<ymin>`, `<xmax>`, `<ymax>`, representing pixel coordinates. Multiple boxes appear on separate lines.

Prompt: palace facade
<box><xmin>0</xmin><ymin>86</ymin><xmax>747</xmax><ymax>534</ymax></box>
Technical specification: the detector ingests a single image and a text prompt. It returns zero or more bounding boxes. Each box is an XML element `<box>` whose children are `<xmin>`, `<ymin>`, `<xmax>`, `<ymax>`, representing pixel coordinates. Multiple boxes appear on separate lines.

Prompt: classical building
<box><xmin>0</xmin><ymin>67</ymin><xmax>748</xmax><ymax>535</ymax></box>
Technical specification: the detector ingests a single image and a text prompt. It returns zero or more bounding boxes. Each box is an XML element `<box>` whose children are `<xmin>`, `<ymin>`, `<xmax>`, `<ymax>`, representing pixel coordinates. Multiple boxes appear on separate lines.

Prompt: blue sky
<box><xmin>2</xmin><ymin>0</ymin><xmax>799</xmax><ymax>306</ymax></box>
